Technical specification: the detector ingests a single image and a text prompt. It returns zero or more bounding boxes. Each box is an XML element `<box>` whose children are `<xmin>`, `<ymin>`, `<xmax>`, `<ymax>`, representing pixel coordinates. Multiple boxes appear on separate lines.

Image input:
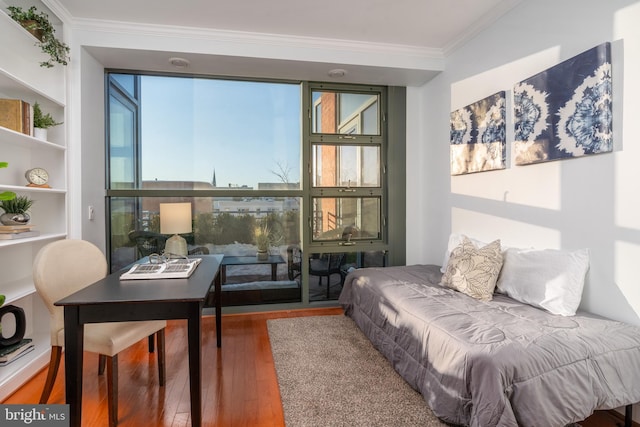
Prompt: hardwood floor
<box><xmin>1</xmin><ymin>307</ymin><xmax>629</xmax><ymax>426</ymax></box>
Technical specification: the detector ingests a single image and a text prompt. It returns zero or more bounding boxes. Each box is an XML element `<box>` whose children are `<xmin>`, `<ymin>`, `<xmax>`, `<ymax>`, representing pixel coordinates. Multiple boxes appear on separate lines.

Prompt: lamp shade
<box><xmin>160</xmin><ymin>203</ymin><xmax>192</xmax><ymax>235</ymax></box>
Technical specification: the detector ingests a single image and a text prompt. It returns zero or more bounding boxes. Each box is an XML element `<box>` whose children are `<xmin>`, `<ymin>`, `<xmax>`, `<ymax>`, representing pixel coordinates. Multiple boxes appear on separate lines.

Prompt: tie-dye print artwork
<box><xmin>513</xmin><ymin>42</ymin><xmax>612</xmax><ymax>165</ymax></box>
<box><xmin>450</xmin><ymin>91</ymin><xmax>506</xmax><ymax>175</ymax></box>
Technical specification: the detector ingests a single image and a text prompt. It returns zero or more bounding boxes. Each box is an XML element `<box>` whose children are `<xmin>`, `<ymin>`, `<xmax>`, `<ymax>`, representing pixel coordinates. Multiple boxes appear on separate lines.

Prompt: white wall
<box><xmin>67</xmin><ymin>0</ymin><xmax>640</xmax><ymax>325</ymax></box>
<box><xmin>408</xmin><ymin>0</ymin><xmax>640</xmax><ymax>325</ymax></box>
<box><xmin>78</xmin><ymin>48</ymin><xmax>106</xmax><ymax>249</ymax></box>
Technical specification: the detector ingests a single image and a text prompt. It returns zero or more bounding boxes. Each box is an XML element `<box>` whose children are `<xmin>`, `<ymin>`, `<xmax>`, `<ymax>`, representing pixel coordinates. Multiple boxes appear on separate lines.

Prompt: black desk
<box><xmin>220</xmin><ymin>255</ymin><xmax>285</xmax><ymax>283</ymax></box>
<box><xmin>55</xmin><ymin>254</ymin><xmax>223</xmax><ymax>427</ymax></box>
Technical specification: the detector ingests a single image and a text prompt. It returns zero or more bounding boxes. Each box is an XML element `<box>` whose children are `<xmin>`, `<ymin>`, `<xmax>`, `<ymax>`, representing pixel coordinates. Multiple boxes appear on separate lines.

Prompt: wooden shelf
<box><xmin>0</xmin><ymin>125</ymin><xmax>65</xmax><ymax>150</ymax></box>
<box><xmin>0</xmin><ymin>184</ymin><xmax>66</xmax><ymax>194</ymax></box>
<box><xmin>1</xmin><ymin>276</ymin><xmax>36</xmax><ymax>304</ymax></box>
<box><xmin>0</xmin><ymin>233</ymin><xmax>67</xmax><ymax>248</ymax></box>
<box><xmin>0</xmin><ymin>331</ymin><xmax>51</xmax><ymax>402</ymax></box>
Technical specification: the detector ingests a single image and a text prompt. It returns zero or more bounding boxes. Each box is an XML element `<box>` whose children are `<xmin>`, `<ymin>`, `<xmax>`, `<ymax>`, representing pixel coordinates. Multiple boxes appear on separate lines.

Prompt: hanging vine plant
<box><xmin>7</xmin><ymin>5</ymin><xmax>70</xmax><ymax>68</ymax></box>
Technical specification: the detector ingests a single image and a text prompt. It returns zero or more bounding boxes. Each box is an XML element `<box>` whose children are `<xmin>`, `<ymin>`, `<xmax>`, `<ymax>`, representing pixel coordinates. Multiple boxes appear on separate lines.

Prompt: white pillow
<box><xmin>496</xmin><ymin>247</ymin><xmax>589</xmax><ymax>316</ymax></box>
<box><xmin>441</xmin><ymin>233</ymin><xmax>489</xmax><ymax>273</ymax></box>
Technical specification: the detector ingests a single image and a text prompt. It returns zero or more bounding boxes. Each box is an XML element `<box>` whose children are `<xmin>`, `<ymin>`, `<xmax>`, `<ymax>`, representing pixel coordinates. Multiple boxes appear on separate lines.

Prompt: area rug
<box><xmin>267</xmin><ymin>315</ymin><xmax>448</xmax><ymax>427</ymax></box>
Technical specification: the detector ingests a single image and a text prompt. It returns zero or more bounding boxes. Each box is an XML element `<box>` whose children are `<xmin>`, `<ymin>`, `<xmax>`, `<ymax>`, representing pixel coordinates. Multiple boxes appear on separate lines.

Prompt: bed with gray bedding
<box><xmin>339</xmin><ymin>264</ymin><xmax>640</xmax><ymax>427</ymax></box>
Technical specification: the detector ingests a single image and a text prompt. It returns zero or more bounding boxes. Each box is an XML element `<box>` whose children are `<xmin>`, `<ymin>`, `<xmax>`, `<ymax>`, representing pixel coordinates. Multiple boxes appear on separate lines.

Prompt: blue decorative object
<box><xmin>513</xmin><ymin>42</ymin><xmax>612</xmax><ymax>165</ymax></box>
<box><xmin>450</xmin><ymin>91</ymin><xmax>506</xmax><ymax>175</ymax></box>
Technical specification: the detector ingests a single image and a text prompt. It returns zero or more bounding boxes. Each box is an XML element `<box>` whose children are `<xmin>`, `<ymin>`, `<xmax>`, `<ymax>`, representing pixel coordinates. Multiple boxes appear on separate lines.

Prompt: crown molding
<box><xmin>69</xmin><ymin>17</ymin><xmax>444</xmax><ymax>61</ymax></box>
<box><xmin>43</xmin><ymin>0</ymin><xmax>73</xmax><ymax>25</ymax></box>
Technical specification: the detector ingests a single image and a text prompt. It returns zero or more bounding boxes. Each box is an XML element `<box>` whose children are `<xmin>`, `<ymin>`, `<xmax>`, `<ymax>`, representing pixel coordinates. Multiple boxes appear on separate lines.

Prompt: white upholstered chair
<box><xmin>33</xmin><ymin>239</ymin><xmax>166</xmax><ymax>427</ymax></box>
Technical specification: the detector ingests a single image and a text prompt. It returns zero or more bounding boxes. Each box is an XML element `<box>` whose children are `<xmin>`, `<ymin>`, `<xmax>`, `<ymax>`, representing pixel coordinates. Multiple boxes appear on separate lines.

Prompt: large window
<box><xmin>106</xmin><ymin>73</ymin><xmax>391</xmax><ymax>307</ymax></box>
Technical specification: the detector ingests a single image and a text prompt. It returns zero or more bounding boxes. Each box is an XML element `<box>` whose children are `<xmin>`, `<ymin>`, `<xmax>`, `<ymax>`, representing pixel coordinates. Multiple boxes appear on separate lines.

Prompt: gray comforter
<box><xmin>339</xmin><ymin>264</ymin><xmax>640</xmax><ymax>427</ymax></box>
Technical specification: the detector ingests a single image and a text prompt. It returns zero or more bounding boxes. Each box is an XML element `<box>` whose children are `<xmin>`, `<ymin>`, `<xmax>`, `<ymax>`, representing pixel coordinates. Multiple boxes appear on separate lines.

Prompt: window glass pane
<box><xmin>109</xmin><ymin>95</ymin><xmax>135</xmax><ymax>189</ymax></box>
<box><xmin>308</xmin><ymin>251</ymin><xmax>348</xmax><ymax>301</ymax></box>
<box><xmin>110</xmin><ymin>197</ymin><xmax>137</xmax><ymax>270</ymax></box>
<box><xmin>138</xmin><ymin>76</ymin><xmax>300</xmax><ymax>189</ymax></box>
<box><xmin>313</xmin><ymin>99</ymin><xmax>322</xmax><ymax>133</ymax></box>
<box><xmin>110</xmin><ymin>195</ymin><xmax>302</xmax><ymax>305</ymax></box>
<box><xmin>306</xmin><ymin>250</ymin><xmax>387</xmax><ymax>301</ymax></box>
<box><xmin>311</xmin><ymin>197</ymin><xmax>380</xmax><ymax>241</ymax></box>
<box><xmin>362</xmin><ymin>102</ymin><xmax>378</xmax><ymax>135</ymax></box>
<box><xmin>311</xmin><ymin>91</ymin><xmax>380</xmax><ymax>135</ymax></box>
<box><xmin>111</xmin><ymin>74</ymin><xmax>135</xmax><ymax>97</ymax></box>
<box><xmin>110</xmin><ymin>196</ymin><xmax>301</xmax><ymax>261</ymax></box>
<box><xmin>344</xmin><ymin>250</ymin><xmax>387</xmax><ymax>269</ymax></box>
<box><xmin>312</xmin><ymin>144</ymin><xmax>380</xmax><ymax>187</ymax></box>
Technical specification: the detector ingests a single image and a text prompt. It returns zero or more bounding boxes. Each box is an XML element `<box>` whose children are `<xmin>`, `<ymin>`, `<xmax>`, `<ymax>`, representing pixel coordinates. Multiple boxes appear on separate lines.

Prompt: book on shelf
<box><xmin>0</xmin><ymin>98</ymin><xmax>31</xmax><ymax>136</ymax></box>
<box><xmin>0</xmin><ymin>338</ymin><xmax>34</xmax><ymax>366</ymax></box>
<box><xmin>0</xmin><ymin>230</ymin><xmax>40</xmax><ymax>240</ymax></box>
<box><xmin>0</xmin><ymin>224</ymin><xmax>37</xmax><ymax>233</ymax></box>
<box><xmin>120</xmin><ymin>257</ymin><xmax>202</xmax><ymax>280</ymax></box>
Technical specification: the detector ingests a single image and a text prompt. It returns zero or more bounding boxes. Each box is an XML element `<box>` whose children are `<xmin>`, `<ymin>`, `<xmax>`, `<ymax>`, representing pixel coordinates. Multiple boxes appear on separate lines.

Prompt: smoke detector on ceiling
<box><xmin>328</xmin><ymin>68</ymin><xmax>347</xmax><ymax>78</ymax></box>
<box><xmin>169</xmin><ymin>57</ymin><xmax>190</xmax><ymax>68</ymax></box>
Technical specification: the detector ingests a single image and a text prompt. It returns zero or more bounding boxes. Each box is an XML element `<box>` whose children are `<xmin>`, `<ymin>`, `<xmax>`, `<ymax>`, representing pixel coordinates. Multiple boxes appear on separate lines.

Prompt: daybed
<box><xmin>339</xmin><ymin>239</ymin><xmax>640</xmax><ymax>427</ymax></box>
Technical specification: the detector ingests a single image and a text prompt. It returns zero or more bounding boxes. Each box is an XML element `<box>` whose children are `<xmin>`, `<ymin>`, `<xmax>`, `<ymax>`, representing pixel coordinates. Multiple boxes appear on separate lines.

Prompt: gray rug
<box><xmin>267</xmin><ymin>315</ymin><xmax>448</xmax><ymax>427</ymax></box>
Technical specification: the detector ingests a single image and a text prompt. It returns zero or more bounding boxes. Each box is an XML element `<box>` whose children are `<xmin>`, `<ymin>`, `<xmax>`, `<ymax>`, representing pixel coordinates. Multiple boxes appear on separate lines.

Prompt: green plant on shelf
<box><xmin>33</xmin><ymin>102</ymin><xmax>62</xmax><ymax>129</ymax></box>
<box><xmin>0</xmin><ymin>195</ymin><xmax>34</xmax><ymax>214</ymax></box>
<box><xmin>7</xmin><ymin>5</ymin><xmax>70</xmax><ymax>68</ymax></box>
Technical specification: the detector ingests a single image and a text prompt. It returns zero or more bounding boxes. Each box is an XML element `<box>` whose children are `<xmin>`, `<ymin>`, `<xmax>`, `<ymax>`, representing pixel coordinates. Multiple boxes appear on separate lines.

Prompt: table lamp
<box><xmin>160</xmin><ymin>202</ymin><xmax>192</xmax><ymax>257</ymax></box>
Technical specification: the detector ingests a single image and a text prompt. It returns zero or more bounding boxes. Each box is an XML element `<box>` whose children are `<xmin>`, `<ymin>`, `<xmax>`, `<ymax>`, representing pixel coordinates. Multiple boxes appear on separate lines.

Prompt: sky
<box><xmin>140</xmin><ymin>76</ymin><xmax>302</xmax><ymax>188</ymax></box>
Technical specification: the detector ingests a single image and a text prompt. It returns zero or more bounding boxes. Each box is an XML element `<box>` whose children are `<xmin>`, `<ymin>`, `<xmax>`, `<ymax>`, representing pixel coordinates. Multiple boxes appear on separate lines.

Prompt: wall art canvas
<box><xmin>513</xmin><ymin>42</ymin><xmax>612</xmax><ymax>165</ymax></box>
<box><xmin>450</xmin><ymin>91</ymin><xmax>506</xmax><ymax>175</ymax></box>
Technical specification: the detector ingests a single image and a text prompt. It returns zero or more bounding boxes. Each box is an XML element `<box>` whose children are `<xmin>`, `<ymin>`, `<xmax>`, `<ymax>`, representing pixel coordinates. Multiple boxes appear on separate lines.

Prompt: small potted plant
<box><xmin>0</xmin><ymin>163</ymin><xmax>16</xmax><ymax>202</ymax></box>
<box><xmin>7</xmin><ymin>5</ymin><xmax>70</xmax><ymax>68</ymax></box>
<box><xmin>254</xmin><ymin>224</ymin><xmax>271</xmax><ymax>261</ymax></box>
<box><xmin>32</xmin><ymin>102</ymin><xmax>62</xmax><ymax>140</ymax></box>
<box><xmin>0</xmin><ymin>195</ymin><xmax>34</xmax><ymax>225</ymax></box>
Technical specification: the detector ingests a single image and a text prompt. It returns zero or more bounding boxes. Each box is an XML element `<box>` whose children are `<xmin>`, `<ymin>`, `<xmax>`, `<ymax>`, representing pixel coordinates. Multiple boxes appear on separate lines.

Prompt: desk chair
<box><xmin>33</xmin><ymin>239</ymin><xmax>167</xmax><ymax>427</ymax></box>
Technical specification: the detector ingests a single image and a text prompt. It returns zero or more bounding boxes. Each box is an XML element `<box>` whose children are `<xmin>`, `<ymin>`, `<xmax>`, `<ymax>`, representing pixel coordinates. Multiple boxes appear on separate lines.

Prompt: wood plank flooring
<box><xmin>1</xmin><ymin>307</ymin><xmax>630</xmax><ymax>426</ymax></box>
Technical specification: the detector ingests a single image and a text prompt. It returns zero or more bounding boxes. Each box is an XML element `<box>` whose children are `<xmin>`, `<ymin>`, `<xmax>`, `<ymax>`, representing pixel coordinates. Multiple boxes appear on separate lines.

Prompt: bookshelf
<box><xmin>0</xmin><ymin>5</ymin><xmax>67</xmax><ymax>401</ymax></box>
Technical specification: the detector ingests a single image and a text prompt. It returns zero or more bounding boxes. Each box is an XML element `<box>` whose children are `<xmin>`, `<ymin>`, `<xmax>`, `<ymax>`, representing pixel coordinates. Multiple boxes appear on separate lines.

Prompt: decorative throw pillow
<box><xmin>440</xmin><ymin>233</ymin><xmax>493</xmax><ymax>273</ymax></box>
<box><xmin>441</xmin><ymin>236</ymin><xmax>503</xmax><ymax>302</ymax></box>
<box><xmin>495</xmin><ymin>247</ymin><xmax>589</xmax><ymax>316</ymax></box>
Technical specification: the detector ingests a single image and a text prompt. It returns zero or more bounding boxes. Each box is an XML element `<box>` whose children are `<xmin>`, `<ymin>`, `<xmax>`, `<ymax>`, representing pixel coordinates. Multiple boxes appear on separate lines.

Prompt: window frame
<box><xmin>305</xmin><ymin>82</ymin><xmax>387</xmax><ymax>250</ymax></box>
<box><xmin>105</xmin><ymin>72</ymin><xmax>400</xmax><ymax>308</ymax></box>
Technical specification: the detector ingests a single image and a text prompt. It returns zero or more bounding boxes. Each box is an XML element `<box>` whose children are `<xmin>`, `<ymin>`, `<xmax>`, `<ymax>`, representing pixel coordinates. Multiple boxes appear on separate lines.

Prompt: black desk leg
<box><xmin>617</xmin><ymin>405</ymin><xmax>633</xmax><ymax>427</ymax></box>
<box><xmin>63</xmin><ymin>306</ymin><xmax>84</xmax><ymax>427</ymax></box>
<box><xmin>215</xmin><ymin>272</ymin><xmax>222</xmax><ymax>348</ymax></box>
<box><xmin>188</xmin><ymin>302</ymin><xmax>203</xmax><ymax>427</ymax></box>
<box><xmin>625</xmin><ymin>404</ymin><xmax>632</xmax><ymax>427</ymax></box>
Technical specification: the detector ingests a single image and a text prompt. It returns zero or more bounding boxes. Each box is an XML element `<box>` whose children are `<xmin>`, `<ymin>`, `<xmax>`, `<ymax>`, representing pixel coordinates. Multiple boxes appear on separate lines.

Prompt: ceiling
<box><xmin>50</xmin><ymin>0</ymin><xmax>523</xmax><ymax>85</ymax></box>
